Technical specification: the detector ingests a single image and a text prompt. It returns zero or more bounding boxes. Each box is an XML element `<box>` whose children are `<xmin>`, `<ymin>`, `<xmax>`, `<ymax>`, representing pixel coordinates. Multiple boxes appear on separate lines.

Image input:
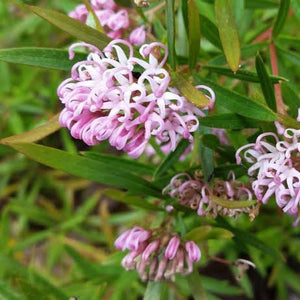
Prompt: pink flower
<box><xmin>58</xmin><ymin>40</ymin><xmax>214</xmax><ymax>158</ymax></box>
<box><xmin>114</xmin><ymin>226</ymin><xmax>201</xmax><ymax>281</ymax></box>
<box><xmin>165</xmin><ymin>236</ymin><xmax>180</xmax><ymax>260</ymax></box>
<box><xmin>185</xmin><ymin>241</ymin><xmax>201</xmax><ymax>262</ymax></box>
<box><xmin>236</xmin><ymin>128</ymin><xmax>300</xmax><ymax>224</ymax></box>
<box><xmin>129</xmin><ymin>25</ymin><xmax>146</xmax><ymax>46</ymax></box>
<box><xmin>163</xmin><ymin>171</ymin><xmax>256</xmax><ymax>219</ymax></box>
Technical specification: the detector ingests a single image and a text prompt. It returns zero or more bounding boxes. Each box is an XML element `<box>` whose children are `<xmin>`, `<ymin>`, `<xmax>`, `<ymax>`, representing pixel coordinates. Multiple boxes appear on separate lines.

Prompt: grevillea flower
<box><xmin>114</xmin><ymin>227</ymin><xmax>201</xmax><ymax>281</ymax></box>
<box><xmin>69</xmin><ymin>0</ymin><xmax>146</xmax><ymax>46</ymax></box>
<box><xmin>163</xmin><ymin>171</ymin><xmax>257</xmax><ymax>220</ymax></box>
<box><xmin>58</xmin><ymin>40</ymin><xmax>215</xmax><ymax>158</ymax></box>
<box><xmin>236</xmin><ymin>128</ymin><xmax>300</xmax><ymax>226</ymax></box>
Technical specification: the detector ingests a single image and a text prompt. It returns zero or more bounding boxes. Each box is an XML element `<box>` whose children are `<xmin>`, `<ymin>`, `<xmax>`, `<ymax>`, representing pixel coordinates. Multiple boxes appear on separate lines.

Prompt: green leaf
<box><xmin>216</xmin><ymin>217</ymin><xmax>283</xmax><ymax>260</ymax></box>
<box><xmin>28</xmin><ymin>5</ymin><xmax>110</xmax><ymax>48</ymax></box>
<box><xmin>200</xmin><ymin>14</ymin><xmax>222</xmax><ymax>50</ymax></box>
<box><xmin>245</xmin><ymin>0</ymin><xmax>278</xmax><ymax>9</ymax></box>
<box><xmin>188</xmin><ymin>0</ymin><xmax>201</xmax><ymax>69</ymax></box>
<box><xmin>166</xmin><ymin>0</ymin><xmax>176</xmax><ymax>69</ymax></box>
<box><xmin>292</xmin><ymin>0</ymin><xmax>300</xmax><ymax>22</ymax></box>
<box><xmin>0</xmin><ymin>280</ymin><xmax>23</xmax><ymax>300</ymax></box>
<box><xmin>82</xmin><ymin>152</ymin><xmax>155</xmax><ymax>176</ymax></box>
<box><xmin>282</xmin><ymin>82</ymin><xmax>300</xmax><ymax>118</ymax></box>
<box><xmin>64</xmin><ymin>246</ymin><xmax>122</xmax><ymax>280</ymax></box>
<box><xmin>7</xmin><ymin>143</ymin><xmax>161</xmax><ymax>198</ymax></box>
<box><xmin>215</xmin><ymin>0</ymin><xmax>241</xmax><ymax>72</ymax></box>
<box><xmin>276</xmin><ymin>45</ymin><xmax>300</xmax><ymax>66</ymax></box>
<box><xmin>195</xmin><ymin>77</ymin><xmax>277</xmax><ymax>121</ymax></box>
<box><xmin>171</xmin><ymin>73</ymin><xmax>210</xmax><ymax>107</ymax></box>
<box><xmin>211</xmin><ymin>196</ymin><xmax>257</xmax><ymax>209</ymax></box>
<box><xmin>255</xmin><ymin>53</ymin><xmax>276</xmax><ymax>111</ymax></box>
<box><xmin>103</xmin><ymin>190</ymin><xmax>162</xmax><ymax>211</ymax></box>
<box><xmin>272</xmin><ymin>0</ymin><xmax>290</xmax><ymax>38</ymax></box>
<box><xmin>1</xmin><ymin>114</ymin><xmax>60</xmax><ymax>145</ymax></box>
<box><xmin>185</xmin><ymin>225</ymin><xmax>234</xmax><ymax>241</ymax></box>
<box><xmin>199</xmin><ymin>127</ymin><xmax>214</xmax><ymax>182</ymax></box>
<box><xmin>154</xmin><ymin>139</ymin><xmax>190</xmax><ymax>179</ymax></box>
<box><xmin>187</xmin><ymin>271</ymin><xmax>208</xmax><ymax>300</ymax></box>
<box><xmin>144</xmin><ymin>282</ymin><xmax>161</xmax><ymax>300</ymax></box>
<box><xmin>18</xmin><ymin>280</ymin><xmax>49</xmax><ymax>300</ymax></box>
<box><xmin>203</xmin><ymin>65</ymin><xmax>286</xmax><ymax>83</ymax></box>
<box><xmin>0</xmin><ymin>47</ymin><xmax>86</xmax><ymax>71</ymax></box>
<box><xmin>202</xmin><ymin>276</ymin><xmax>243</xmax><ymax>296</ymax></box>
<box><xmin>201</xmin><ymin>113</ymin><xmax>257</xmax><ymax>129</ymax></box>
<box><xmin>201</xmin><ymin>134</ymin><xmax>220</xmax><ymax>150</ymax></box>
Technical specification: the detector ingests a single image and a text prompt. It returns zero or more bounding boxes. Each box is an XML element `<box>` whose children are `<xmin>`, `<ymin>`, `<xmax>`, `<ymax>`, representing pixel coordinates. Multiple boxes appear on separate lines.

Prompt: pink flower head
<box><xmin>129</xmin><ymin>25</ymin><xmax>146</xmax><ymax>46</ymax></box>
<box><xmin>58</xmin><ymin>40</ymin><xmax>214</xmax><ymax>158</ymax></box>
<box><xmin>115</xmin><ymin>226</ymin><xmax>202</xmax><ymax>281</ymax></box>
<box><xmin>236</xmin><ymin>127</ymin><xmax>300</xmax><ymax>224</ymax></box>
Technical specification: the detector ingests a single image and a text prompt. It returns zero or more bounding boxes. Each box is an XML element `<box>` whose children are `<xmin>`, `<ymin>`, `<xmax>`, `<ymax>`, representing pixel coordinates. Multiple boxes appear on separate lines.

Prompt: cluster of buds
<box><xmin>69</xmin><ymin>0</ymin><xmax>146</xmax><ymax>45</ymax></box>
<box><xmin>58</xmin><ymin>40</ymin><xmax>214</xmax><ymax>158</ymax></box>
<box><xmin>114</xmin><ymin>226</ymin><xmax>201</xmax><ymax>281</ymax></box>
<box><xmin>163</xmin><ymin>172</ymin><xmax>258</xmax><ymax>220</ymax></box>
<box><xmin>236</xmin><ymin>128</ymin><xmax>300</xmax><ymax>226</ymax></box>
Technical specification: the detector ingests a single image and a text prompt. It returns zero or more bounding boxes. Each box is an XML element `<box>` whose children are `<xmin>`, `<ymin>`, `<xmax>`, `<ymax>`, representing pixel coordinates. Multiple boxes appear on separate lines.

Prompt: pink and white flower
<box><xmin>58</xmin><ymin>40</ymin><xmax>215</xmax><ymax>158</ymax></box>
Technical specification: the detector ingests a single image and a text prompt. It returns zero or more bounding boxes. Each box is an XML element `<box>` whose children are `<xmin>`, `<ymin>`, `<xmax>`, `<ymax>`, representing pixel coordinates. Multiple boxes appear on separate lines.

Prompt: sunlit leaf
<box><xmin>1</xmin><ymin>114</ymin><xmax>60</xmax><ymax>145</ymax></box>
<box><xmin>211</xmin><ymin>196</ymin><xmax>257</xmax><ymax>209</ymax></box>
<box><xmin>188</xmin><ymin>0</ymin><xmax>201</xmax><ymax>69</ymax></box>
<box><xmin>28</xmin><ymin>5</ymin><xmax>110</xmax><ymax>48</ymax></box>
<box><xmin>0</xmin><ymin>48</ymin><xmax>86</xmax><ymax>70</ymax></box>
<box><xmin>215</xmin><ymin>0</ymin><xmax>241</xmax><ymax>72</ymax></box>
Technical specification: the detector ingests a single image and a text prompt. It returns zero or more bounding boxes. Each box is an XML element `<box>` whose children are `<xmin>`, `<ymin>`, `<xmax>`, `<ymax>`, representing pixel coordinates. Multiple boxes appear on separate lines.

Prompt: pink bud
<box><xmin>129</xmin><ymin>25</ymin><xmax>146</xmax><ymax>46</ymax></box>
<box><xmin>185</xmin><ymin>241</ymin><xmax>201</xmax><ymax>262</ymax></box>
<box><xmin>142</xmin><ymin>240</ymin><xmax>159</xmax><ymax>261</ymax></box>
<box><xmin>165</xmin><ymin>236</ymin><xmax>180</xmax><ymax>260</ymax></box>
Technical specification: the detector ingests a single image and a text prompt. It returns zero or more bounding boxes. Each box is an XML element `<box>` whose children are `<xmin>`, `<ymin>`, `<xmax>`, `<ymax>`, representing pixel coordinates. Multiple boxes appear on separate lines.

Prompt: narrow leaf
<box><xmin>144</xmin><ymin>282</ymin><xmax>161</xmax><ymax>300</ymax></box>
<box><xmin>255</xmin><ymin>53</ymin><xmax>276</xmax><ymax>111</ymax></box>
<box><xmin>7</xmin><ymin>143</ymin><xmax>161</xmax><ymax>198</ymax></box>
<box><xmin>204</xmin><ymin>65</ymin><xmax>286</xmax><ymax>83</ymax></box>
<box><xmin>187</xmin><ymin>271</ymin><xmax>208</xmax><ymax>300</ymax></box>
<box><xmin>0</xmin><ymin>48</ymin><xmax>86</xmax><ymax>71</ymax></box>
<box><xmin>28</xmin><ymin>5</ymin><xmax>110</xmax><ymax>48</ymax></box>
<box><xmin>1</xmin><ymin>114</ymin><xmax>60</xmax><ymax>145</ymax></box>
<box><xmin>201</xmin><ymin>113</ymin><xmax>257</xmax><ymax>129</ymax></box>
<box><xmin>82</xmin><ymin>151</ymin><xmax>155</xmax><ymax>175</ymax></box>
<box><xmin>215</xmin><ymin>0</ymin><xmax>241</xmax><ymax>72</ymax></box>
<box><xmin>200</xmin><ymin>14</ymin><xmax>222</xmax><ymax>50</ymax></box>
<box><xmin>185</xmin><ymin>226</ymin><xmax>234</xmax><ymax>241</ymax></box>
<box><xmin>166</xmin><ymin>0</ymin><xmax>176</xmax><ymax>69</ymax></box>
<box><xmin>171</xmin><ymin>73</ymin><xmax>210</xmax><ymax>107</ymax></box>
<box><xmin>154</xmin><ymin>139</ymin><xmax>190</xmax><ymax>178</ymax></box>
<box><xmin>272</xmin><ymin>0</ymin><xmax>290</xmax><ymax>38</ymax></box>
<box><xmin>18</xmin><ymin>280</ymin><xmax>49</xmax><ymax>300</ymax></box>
<box><xmin>104</xmin><ymin>190</ymin><xmax>162</xmax><ymax>211</ymax></box>
<box><xmin>199</xmin><ymin>127</ymin><xmax>214</xmax><ymax>182</ymax></box>
<box><xmin>196</xmin><ymin>77</ymin><xmax>277</xmax><ymax>121</ymax></box>
<box><xmin>188</xmin><ymin>0</ymin><xmax>201</xmax><ymax>69</ymax></box>
<box><xmin>211</xmin><ymin>196</ymin><xmax>257</xmax><ymax>209</ymax></box>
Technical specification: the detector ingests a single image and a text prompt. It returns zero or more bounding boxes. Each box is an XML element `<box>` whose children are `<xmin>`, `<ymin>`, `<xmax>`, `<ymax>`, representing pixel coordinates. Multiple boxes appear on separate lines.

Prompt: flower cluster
<box><xmin>114</xmin><ymin>226</ymin><xmax>201</xmax><ymax>281</ymax></box>
<box><xmin>236</xmin><ymin>128</ymin><xmax>300</xmax><ymax>226</ymax></box>
<box><xmin>58</xmin><ymin>40</ymin><xmax>214</xmax><ymax>158</ymax></box>
<box><xmin>163</xmin><ymin>171</ymin><xmax>257</xmax><ymax>219</ymax></box>
<box><xmin>69</xmin><ymin>0</ymin><xmax>146</xmax><ymax>45</ymax></box>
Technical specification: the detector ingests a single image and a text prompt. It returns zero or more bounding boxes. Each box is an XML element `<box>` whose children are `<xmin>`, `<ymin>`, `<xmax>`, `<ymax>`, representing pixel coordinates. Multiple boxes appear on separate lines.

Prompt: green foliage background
<box><xmin>0</xmin><ymin>0</ymin><xmax>299</xmax><ymax>299</ymax></box>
